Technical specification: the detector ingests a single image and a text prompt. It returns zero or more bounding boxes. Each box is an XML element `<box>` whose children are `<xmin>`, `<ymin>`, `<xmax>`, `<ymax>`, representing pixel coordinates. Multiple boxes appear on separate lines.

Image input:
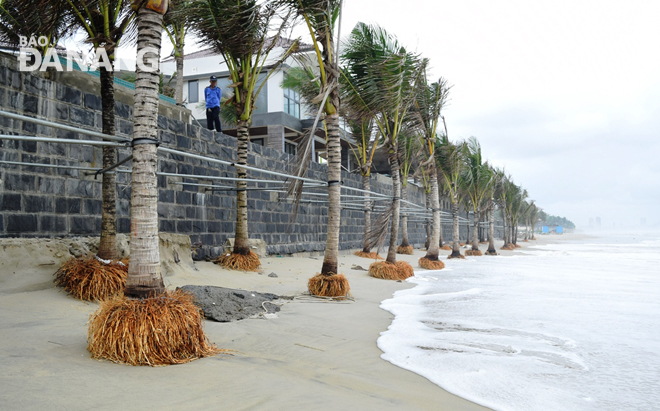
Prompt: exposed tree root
<box><xmin>440</xmin><ymin>245</ymin><xmax>452</xmax><ymax>251</ymax></box>
<box><xmin>87</xmin><ymin>289</ymin><xmax>224</xmax><ymax>366</ymax></box>
<box><xmin>465</xmin><ymin>250</ymin><xmax>483</xmax><ymax>256</ymax></box>
<box><xmin>418</xmin><ymin>257</ymin><xmax>445</xmax><ymax>270</ymax></box>
<box><xmin>307</xmin><ymin>273</ymin><xmax>351</xmax><ymax>299</ymax></box>
<box><xmin>396</xmin><ymin>245</ymin><xmax>414</xmax><ymax>255</ymax></box>
<box><xmin>447</xmin><ymin>253</ymin><xmax>466</xmax><ymax>260</ymax></box>
<box><xmin>214</xmin><ymin>251</ymin><xmax>261</xmax><ymax>272</ymax></box>
<box><xmin>485</xmin><ymin>250</ymin><xmax>498</xmax><ymax>255</ymax></box>
<box><xmin>396</xmin><ymin>261</ymin><xmax>414</xmax><ymax>279</ymax></box>
<box><xmin>515</xmin><ymin>244</ymin><xmax>523</xmax><ymax>248</ymax></box>
<box><xmin>500</xmin><ymin>243</ymin><xmax>516</xmax><ymax>250</ymax></box>
<box><xmin>54</xmin><ymin>256</ymin><xmax>128</xmax><ymax>301</ymax></box>
<box><xmin>354</xmin><ymin>251</ymin><xmax>383</xmax><ymax>259</ymax></box>
<box><xmin>369</xmin><ymin>261</ymin><xmax>403</xmax><ymax>280</ymax></box>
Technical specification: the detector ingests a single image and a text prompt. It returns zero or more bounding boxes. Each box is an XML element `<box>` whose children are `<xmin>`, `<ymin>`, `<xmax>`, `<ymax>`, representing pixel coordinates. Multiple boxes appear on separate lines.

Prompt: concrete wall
<box><xmin>0</xmin><ymin>53</ymin><xmax>492</xmax><ymax>259</ymax></box>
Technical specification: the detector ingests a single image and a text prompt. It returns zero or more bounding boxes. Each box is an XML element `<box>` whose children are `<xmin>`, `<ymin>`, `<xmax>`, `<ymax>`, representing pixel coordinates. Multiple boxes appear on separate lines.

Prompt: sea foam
<box><xmin>378</xmin><ymin>232</ymin><xmax>660</xmax><ymax>411</ymax></box>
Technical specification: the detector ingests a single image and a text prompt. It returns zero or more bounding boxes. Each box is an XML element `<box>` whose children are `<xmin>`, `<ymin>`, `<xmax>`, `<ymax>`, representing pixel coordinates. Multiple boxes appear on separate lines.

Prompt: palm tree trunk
<box><xmin>233</xmin><ymin>119</ymin><xmax>250</xmax><ymax>255</ymax></box>
<box><xmin>449</xmin><ymin>191</ymin><xmax>462</xmax><ymax>258</ymax></box>
<box><xmin>471</xmin><ymin>209</ymin><xmax>479</xmax><ymax>250</ymax></box>
<box><xmin>321</xmin><ymin>112</ymin><xmax>341</xmax><ymax>275</ymax></box>
<box><xmin>386</xmin><ymin>150</ymin><xmax>401</xmax><ymax>264</ymax></box>
<box><xmin>125</xmin><ymin>5</ymin><xmax>165</xmax><ymax>299</ymax></box>
<box><xmin>487</xmin><ymin>205</ymin><xmax>496</xmax><ymax>254</ymax></box>
<box><xmin>502</xmin><ymin>210</ymin><xmax>509</xmax><ymax>245</ymax></box>
<box><xmin>174</xmin><ymin>45</ymin><xmax>184</xmax><ymax>105</ymax></box>
<box><xmin>424</xmin><ymin>190</ymin><xmax>431</xmax><ymax>250</ymax></box>
<box><xmin>399</xmin><ymin>179</ymin><xmax>409</xmax><ymax>247</ymax></box>
<box><xmin>361</xmin><ymin>172</ymin><xmax>372</xmax><ymax>253</ymax></box>
<box><xmin>423</xmin><ymin>169</ymin><xmax>441</xmax><ymax>260</ymax></box>
<box><xmin>97</xmin><ymin>65</ymin><xmax>117</xmax><ymax>260</ymax></box>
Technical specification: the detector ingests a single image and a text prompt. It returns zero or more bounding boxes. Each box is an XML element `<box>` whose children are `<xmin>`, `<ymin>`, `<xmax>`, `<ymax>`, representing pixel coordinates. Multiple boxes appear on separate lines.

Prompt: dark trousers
<box><xmin>206</xmin><ymin>106</ymin><xmax>222</xmax><ymax>132</ymax></box>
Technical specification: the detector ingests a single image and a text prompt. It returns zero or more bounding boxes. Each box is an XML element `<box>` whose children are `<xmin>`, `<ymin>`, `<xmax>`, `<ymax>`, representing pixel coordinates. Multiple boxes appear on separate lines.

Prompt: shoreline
<box><xmin>0</xmin><ymin>236</ymin><xmax>578</xmax><ymax>410</ymax></box>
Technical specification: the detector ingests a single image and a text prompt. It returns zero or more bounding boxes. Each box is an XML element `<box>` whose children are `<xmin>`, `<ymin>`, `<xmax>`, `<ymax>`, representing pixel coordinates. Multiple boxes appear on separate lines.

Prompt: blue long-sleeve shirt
<box><xmin>205</xmin><ymin>85</ymin><xmax>222</xmax><ymax>108</ymax></box>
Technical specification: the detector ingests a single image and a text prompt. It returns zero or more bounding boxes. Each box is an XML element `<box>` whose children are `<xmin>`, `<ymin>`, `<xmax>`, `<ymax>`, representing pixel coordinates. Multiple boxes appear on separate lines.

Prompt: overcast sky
<box><xmin>332</xmin><ymin>0</ymin><xmax>660</xmax><ymax>229</ymax></box>
<box><xmin>147</xmin><ymin>1</ymin><xmax>660</xmax><ymax>229</ymax></box>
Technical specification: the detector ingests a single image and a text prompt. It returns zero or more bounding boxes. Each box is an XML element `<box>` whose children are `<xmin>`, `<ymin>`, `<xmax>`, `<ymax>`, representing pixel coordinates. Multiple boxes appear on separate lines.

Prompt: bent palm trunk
<box><xmin>386</xmin><ymin>151</ymin><xmax>401</xmax><ymax>264</ymax></box>
<box><xmin>174</xmin><ymin>48</ymin><xmax>184</xmax><ymax>105</ymax></box>
<box><xmin>361</xmin><ymin>172</ymin><xmax>372</xmax><ymax>253</ymax></box>
<box><xmin>125</xmin><ymin>4</ymin><xmax>165</xmax><ymax>298</ymax></box>
<box><xmin>399</xmin><ymin>180</ymin><xmax>409</xmax><ymax>248</ymax></box>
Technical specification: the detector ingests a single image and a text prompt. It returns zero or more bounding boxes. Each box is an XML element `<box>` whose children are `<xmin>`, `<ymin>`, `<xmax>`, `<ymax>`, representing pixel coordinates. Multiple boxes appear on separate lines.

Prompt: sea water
<box><xmin>378</xmin><ymin>232</ymin><xmax>660</xmax><ymax>411</ymax></box>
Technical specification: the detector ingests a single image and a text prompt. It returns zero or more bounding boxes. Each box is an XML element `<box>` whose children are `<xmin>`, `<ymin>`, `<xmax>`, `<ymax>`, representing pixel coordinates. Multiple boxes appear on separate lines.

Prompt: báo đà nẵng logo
<box><xmin>17</xmin><ymin>35</ymin><xmax>160</xmax><ymax>73</ymax></box>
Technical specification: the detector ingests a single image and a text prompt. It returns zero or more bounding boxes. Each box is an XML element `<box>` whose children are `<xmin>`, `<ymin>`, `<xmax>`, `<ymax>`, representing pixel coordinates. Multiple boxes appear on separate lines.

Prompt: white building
<box><xmin>161</xmin><ymin>38</ymin><xmax>357</xmax><ymax>170</ymax></box>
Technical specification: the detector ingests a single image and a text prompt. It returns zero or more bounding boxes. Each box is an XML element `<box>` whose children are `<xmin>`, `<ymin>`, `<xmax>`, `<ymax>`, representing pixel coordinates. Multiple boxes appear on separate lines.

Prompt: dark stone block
<box><xmin>200</xmin><ymin>127</ymin><xmax>214</xmax><ymax>142</ymax></box>
<box><xmin>7</xmin><ymin>214</ymin><xmax>38</xmax><ymax>232</ymax></box>
<box><xmin>160</xmin><ymin>130</ymin><xmax>175</xmax><ymax>144</ymax></box>
<box><xmin>115</xmin><ymin>101</ymin><xmax>131</xmax><ymax>119</ymax></box>
<box><xmin>176</xmin><ymin>220</ymin><xmax>192</xmax><ymax>232</ymax></box>
<box><xmin>21</xmin><ymin>139</ymin><xmax>37</xmax><ymax>152</ymax></box>
<box><xmin>159</xmin><ymin>160</ymin><xmax>176</xmax><ymax>174</ymax></box>
<box><xmin>176</xmin><ymin>191</ymin><xmax>191</xmax><ymax>205</ymax></box>
<box><xmin>4</xmin><ymin>173</ymin><xmax>36</xmax><ymax>191</ymax></box>
<box><xmin>157</xmin><ymin>114</ymin><xmax>168</xmax><ymax>129</ymax></box>
<box><xmin>40</xmin><ymin>215</ymin><xmax>66</xmax><ymax>232</ymax></box>
<box><xmin>41</xmin><ymin>142</ymin><xmax>67</xmax><ymax>156</ymax></box>
<box><xmin>70</xmin><ymin>216</ymin><xmax>96</xmax><ymax>234</ymax></box>
<box><xmin>176</xmin><ymin>135</ymin><xmax>191</xmax><ymax>149</ymax></box>
<box><xmin>168</xmin><ymin>119</ymin><xmax>185</xmax><ymax>134</ymax></box>
<box><xmin>118</xmin><ymin>119</ymin><xmax>133</xmax><ymax>136</ymax></box>
<box><xmin>22</xmin><ymin>93</ymin><xmax>39</xmax><ymax>114</ymax></box>
<box><xmin>67</xmin><ymin>179</ymin><xmax>94</xmax><ymax>197</ymax></box>
<box><xmin>69</xmin><ymin>106</ymin><xmax>95</xmax><ymax>127</ymax></box>
<box><xmin>222</xmin><ymin>222</ymin><xmax>234</xmax><ymax>233</ymax></box>
<box><xmin>159</xmin><ymin>190</ymin><xmax>174</xmax><ymax>203</ymax></box>
<box><xmin>207</xmin><ymin>221</ymin><xmax>221</xmax><ymax>232</ymax></box>
<box><xmin>192</xmin><ymin>220</ymin><xmax>207</xmax><ymax>233</ymax></box>
<box><xmin>24</xmin><ymin>195</ymin><xmax>53</xmax><ymax>212</ymax></box>
<box><xmin>83</xmin><ymin>199</ymin><xmax>102</xmax><ymax>215</ymax></box>
<box><xmin>56</xmin><ymin>84</ymin><xmax>82</xmax><ymax>105</ymax></box>
<box><xmin>118</xmin><ymin>218</ymin><xmax>131</xmax><ymax>233</ymax></box>
<box><xmin>158</xmin><ymin>219</ymin><xmax>174</xmax><ymax>233</ymax></box>
<box><xmin>84</xmin><ymin>93</ymin><xmax>102</xmax><ymax>111</ymax></box>
<box><xmin>186</xmin><ymin>206</ymin><xmax>195</xmax><ymax>219</ymax></box>
<box><xmin>1</xmin><ymin>193</ymin><xmax>21</xmax><ymax>211</ymax></box>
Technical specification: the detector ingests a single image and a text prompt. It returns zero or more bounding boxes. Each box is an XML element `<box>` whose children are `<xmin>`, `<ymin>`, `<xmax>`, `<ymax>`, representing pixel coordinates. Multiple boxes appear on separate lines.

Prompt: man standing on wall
<box><xmin>205</xmin><ymin>75</ymin><xmax>222</xmax><ymax>132</ymax></box>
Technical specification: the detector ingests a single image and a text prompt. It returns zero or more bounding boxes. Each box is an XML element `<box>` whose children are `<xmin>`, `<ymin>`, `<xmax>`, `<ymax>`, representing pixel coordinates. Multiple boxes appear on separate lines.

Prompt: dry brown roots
<box><xmin>396</xmin><ymin>245</ymin><xmax>414</xmax><ymax>255</ymax></box>
<box><xmin>87</xmin><ymin>289</ymin><xmax>224</xmax><ymax>366</ymax></box>
<box><xmin>369</xmin><ymin>261</ymin><xmax>414</xmax><ymax>280</ymax></box>
<box><xmin>214</xmin><ymin>251</ymin><xmax>261</xmax><ymax>272</ymax></box>
<box><xmin>440</xmin><ymin>245</ymin><xmax>452</xmax><ymax>251</ymax></box>
<box><xmin>447</xmin><ymin>253</ymin><xmax>466</xmax><ymax>260</ymax></box>
<box><xmin>465</xmin><ymin>250</ymin><xmax>483</xmax><ymax>256</ymax></box>
<box><xmin>500</xmin><ymin>243</ymin><xmax>516</xmax><ymax>250</ymax></box>
<box><xmin>418</xmin><ymin>257</ymin><xmax>445</xmax><ymax>270</ymax></box>
<box><xmin>54</xmin><ymin>256</ymin><xmax>128</xmax><ymax>301</ymax></box>
<box><xmin>515</xmin><ymin>244</ymin><xmax>523</xmax><ymax>248</ymax></box>
<box><xmin>353</xmin><ymin>251</ymin><xmax>383</xmax><ymax>259</ymax></box>
<box><xmin>307</xmin><ymin>273</ymin><xmax>351</xmax><ymax>299</ymax></box>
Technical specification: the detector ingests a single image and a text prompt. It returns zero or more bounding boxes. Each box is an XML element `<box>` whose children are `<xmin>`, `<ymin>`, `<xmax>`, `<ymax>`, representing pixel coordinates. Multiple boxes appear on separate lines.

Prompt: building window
<box><xmin>188</xmin><ymin>80</ymin><xmax>199</xmax><ymax>103</ymax></box>
<box><xmin>285</xmin><ymin>141</ymin><xmax>296</xmax><ymax>155</ymax></box>
<box><xmin>284</xmin><ymin>88</ymin><xmax>300</xmax><ymax>118</ymax></box>
<box><xmin>251</xmin><ymin>138</ymin><xmax>265</xmax><ymax>146</ymax></box>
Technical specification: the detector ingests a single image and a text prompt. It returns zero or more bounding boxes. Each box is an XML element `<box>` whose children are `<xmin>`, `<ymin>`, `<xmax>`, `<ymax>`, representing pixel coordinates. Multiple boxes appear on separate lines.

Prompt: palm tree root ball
<box><xmin>501</xmin><ymin>244</ymin><xmax>516</xmax><ymax>251</ymax></box>
<box><xmin>308</xmin><ymin>273</ymin><xmax>351</xmax><ymax>299</ymax></box>
<box><xmin>354</xmin><ymin>251</ymin><xmax>383</xmax><ymax>259</ymax></box>
<box><xmin>447</xmin><ymin>253</ymin><xmax>466</xmax><ymax>260</ymax></box>
<box><xmin>87</xmin><ymin>289</ymin><xmax>223</xmax><ymax>366</ymax></box>
<box><xmin>214</xmin><ymin>251</ymin><xmax>261</xmax><ymax>272</ymax></box>
<box><xmin>418</xmin><ymin>257</ymin><xmax>445</xmax><ymax>270</ymax></box>
<box><xmin>465</xmin><ymin>250</ymin><xmax>483</xmax><ymax>256</ymax></box>
<box><xmin>440</xmin><ymin>245</ymin><xmax>452</xmax><ymax>251</ymax></box>
<box><xmin>54</xmin><ymin>256</ymin><xmax>128</xmax><ymax>301</ymax></box>
<box><xmin>396</xmin><ymin>245</ymin><xmax>414</xmax><ymax>255</ymax></box>
<box><xmin>369</xmin><ymin>261</ymin><xmax>414</xmax><ymax>280</ymax></box>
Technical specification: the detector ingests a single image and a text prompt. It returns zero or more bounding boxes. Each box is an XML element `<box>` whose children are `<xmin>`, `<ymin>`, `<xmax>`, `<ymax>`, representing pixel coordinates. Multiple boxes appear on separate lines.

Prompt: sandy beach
<box><xmin>0</xmin><ymin>236</ymin><xmax>577</xmax><ymax>411</ymax></box>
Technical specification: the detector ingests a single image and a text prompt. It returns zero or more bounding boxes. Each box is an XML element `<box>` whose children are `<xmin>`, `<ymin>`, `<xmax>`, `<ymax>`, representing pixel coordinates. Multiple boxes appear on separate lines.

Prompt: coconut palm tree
<box><xmin>0</xmin><ymin>0</ymin><xmax>69</xmax><ymax>54</ymax></box>
<box><xmin>61</xmin><ymin>0</ymin><xmax>136</xmax><ymax>261</ymax></box>
<box><xmin>485</xmin><ymin>165</ymin><xmax>503</xmax><ymax>255</ymax></box>
<box><xmin>436</xmin><ymin>134</ymin><xmax>466</xmax><ymax>259</ymax></box>
<box><xmin>162</xmin><ymin>0</ymin><xmax>189</xmax><ymax>105</ymax></box>
<box><xmin>187</xmin><ymin>0</ymin><xmax>297</xmax><ymax>272</ymax></box>
<box><xmin>462</xmin><ymin>136</ymin><xmax>493</xmax><ymax>256</ymax></box>
<box><xmin>276</xmin><ymin>0</ymin><xmax>349</xmax><ymax>296</ymax></box>
<box><xmin>342</xmin><ymin>22</ymin><xmax>424</xmax><ymax>279</ymax></box>
<box><xmin>413</xmin><ymin>74</ymin><xmax>450</xmax><ymax>269</ymax></box>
